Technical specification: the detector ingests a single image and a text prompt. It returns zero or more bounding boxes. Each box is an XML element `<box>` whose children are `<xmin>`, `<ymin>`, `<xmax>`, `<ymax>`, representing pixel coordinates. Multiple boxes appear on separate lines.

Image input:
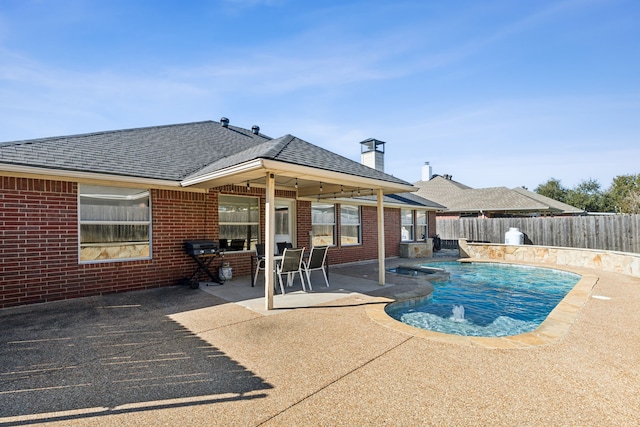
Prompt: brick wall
<box><xmin>1</xmin><ymin>177</ymin><xmax>79</xmax><ymax>307</ymax></box>
<box><xmin>1</xmin><ymin>177</ymin><xmax>421</xmax><ymax>308</ymax></box>
<box><xmin>295</xmin><ymin>201</ymin><xmax>401</xmax><ymax>265</ymax></box>
<box><xmin>0</xmin><ymin>177</ymin><xmax>215</xmax><ymax>309</ymax></box>
<box><xmin>428</xmin><ymin>211</ymin><xmax>438</xmax><ymax>238</ymax></box>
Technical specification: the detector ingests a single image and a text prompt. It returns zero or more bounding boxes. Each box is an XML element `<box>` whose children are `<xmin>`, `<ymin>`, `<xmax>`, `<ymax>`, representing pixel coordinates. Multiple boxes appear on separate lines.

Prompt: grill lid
<box><xmin>184</xmin><ymin>240</ymin><xmax>219</xmax><ymax>255</ymax></box>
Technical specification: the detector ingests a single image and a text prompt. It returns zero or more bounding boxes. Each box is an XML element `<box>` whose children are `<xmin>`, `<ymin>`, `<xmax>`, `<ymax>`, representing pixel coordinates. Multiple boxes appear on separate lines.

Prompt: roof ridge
<box><xmin>260</xmin><ymin>134</ymin><xmax>295</xmax><ymax>158</ymax></box>
<box><xmin>0</xmin><ymin>120</ymin><xmax>216</xmax><ymax>147</ymax></box>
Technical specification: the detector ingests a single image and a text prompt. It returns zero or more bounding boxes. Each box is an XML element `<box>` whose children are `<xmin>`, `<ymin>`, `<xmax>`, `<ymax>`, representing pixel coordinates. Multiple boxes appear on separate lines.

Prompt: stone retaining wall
<box><xmin>459</xmin><ymin>239</ymin><xmax>640</xmax><ymax>278</ymax></box>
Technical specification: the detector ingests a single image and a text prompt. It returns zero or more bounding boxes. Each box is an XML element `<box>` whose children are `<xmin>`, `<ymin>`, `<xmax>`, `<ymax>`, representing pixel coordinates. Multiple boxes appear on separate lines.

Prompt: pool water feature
<box><xmin>390</xmin><ymin>265</ymin><xmax>450</xmax><ymax>281</ymax></box>
<box><xmin>385</xmin><ymin>262</ymin><xmax>581</xmax><ymax>337</ymax></box>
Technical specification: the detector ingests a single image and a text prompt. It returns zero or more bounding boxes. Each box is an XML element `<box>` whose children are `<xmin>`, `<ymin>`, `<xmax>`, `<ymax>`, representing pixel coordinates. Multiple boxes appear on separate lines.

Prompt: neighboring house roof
<box><xmin>0</xmin><ymin>120</ymin><xmax>410</xmax><ymax>187</ymax></box>
<box><xmin>512</xmin><ymin>187</ymin><xmax>585</xmax><ymax>215</ymax></box>
<box><xmin>413</xmin><ymin>175</ymin><xmax>583</xmax><ymax>215</ymax></box>
<box><xmin>420</xmin><ymin>174</ymin><xmax>472</xmax><ymax>191</ymax></box>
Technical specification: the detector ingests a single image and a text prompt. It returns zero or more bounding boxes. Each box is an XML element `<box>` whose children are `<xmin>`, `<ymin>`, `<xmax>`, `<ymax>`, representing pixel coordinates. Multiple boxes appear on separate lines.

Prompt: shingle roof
<box><xmin>0</xmin><ymin>120</ymin><xmax>410</xmax><ymax>186</ymax></box>
<box><xmin>386</xmin><ymin>193</ymin><xmax>445</xmax><ymax>209</ymax></box>
<box><xmin>184</xmin><ymin>134</ymin><xmax>410</xmax><ymax>185</ymax></box>
<box><xmin>413</xmin><ymin>175</ymin><xmax>572</xmax><ymax>213</ymax></box>
<box><xmin>351</xmin><ymin>192</ymin><xmax>445</xmax><ymax>209</ymax></box>
<box><xmin>512</xmin><ymin>187</ymin><xmax>585</xmax><ymax>214</ymax></box>
<box><xmin>0</xmin><ymin>121</ymin><xmax>269</xmax><ymax>181</ymax></box>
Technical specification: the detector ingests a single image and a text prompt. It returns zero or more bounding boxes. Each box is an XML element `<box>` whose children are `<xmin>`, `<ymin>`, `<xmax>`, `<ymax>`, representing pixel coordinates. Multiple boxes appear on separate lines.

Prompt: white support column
<box><xmin>377</xmin><ymin>188</ymin><xmax>386</xmax><ymax>285</ymax></box>
<box><xmin>265</xmin><ymin>172</ymin><xmax>276</xmax><ymax>310</ymax></box>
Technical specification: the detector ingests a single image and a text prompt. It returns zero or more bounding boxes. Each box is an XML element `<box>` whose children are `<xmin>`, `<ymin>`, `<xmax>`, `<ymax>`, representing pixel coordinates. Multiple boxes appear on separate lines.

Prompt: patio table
<box><xmin>251</xmin><ymin>255</ymin><xmax>283</xmax><ymax>287</ymax></box>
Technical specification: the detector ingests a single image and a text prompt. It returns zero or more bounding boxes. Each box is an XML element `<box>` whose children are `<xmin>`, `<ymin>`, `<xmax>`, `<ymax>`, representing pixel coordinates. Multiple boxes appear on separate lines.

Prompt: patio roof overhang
<box><xmin>180</xmin><ymin>158</ymin><xmax>416</xmax><ymax>197</ymax></box>
<box><xmin>181</xmin><ymin>158</ymin><xmax>404</xmax><ymax>310</ymax></box>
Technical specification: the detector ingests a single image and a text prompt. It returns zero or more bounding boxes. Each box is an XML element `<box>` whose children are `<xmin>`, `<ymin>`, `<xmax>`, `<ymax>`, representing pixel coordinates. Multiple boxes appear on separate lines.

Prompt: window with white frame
<box><xmin>416</xmin><ymin>210</ymin><xmax>428</xmax><ymax>241</ymax></box>
<box><xmin>401</xmin><ymin>209</ymin><xmax>414</xmax><ymax>241</ymax></box>
<box><xmin>340</xmin><ymin>204</ymin><xmax>361</xmax><ymax>246</ymax></box>
<box><xmin>79</xmin><ymin>184</ymin><xmax>151</xmax><ymax>262</ymax></box>
<box><xmin>219</xmin><ymin>195</ymin><xmax>259</xmax><ymax>251</ymax></box>
<box><xmin>311</xmin><ymin>203</ymin><xmax>335</xmax><ymax>246</ymax></box>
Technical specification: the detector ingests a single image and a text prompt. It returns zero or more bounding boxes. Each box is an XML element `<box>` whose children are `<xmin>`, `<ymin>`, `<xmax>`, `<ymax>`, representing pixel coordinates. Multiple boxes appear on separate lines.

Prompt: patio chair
<box><xmin>303</xmin><ymin>246</ymin><xmax>329</xmax><ymax>290</ymax></box>
<box><xmin>276</xmin><ymin>241</ymin><xmax>293</xmax><ymax>255</ymax></box>
<box><xmin>253</xmin><ymin>243</ymin><xmax>266</xmax><ymax>285</ymax></box>
<box><xmin>219</xmin><ymin>239</ymin><xmax>229</xmax><ymax>250</ymax></box>
<box><xmin>229</xmin><ymin>239</ymin><xmax>245</xmax><ymax>251</ymax></box>
<box><xmin>276</xmin><ymin>247</ymin><xmax>306</xmax><ymax>295</ymax></box>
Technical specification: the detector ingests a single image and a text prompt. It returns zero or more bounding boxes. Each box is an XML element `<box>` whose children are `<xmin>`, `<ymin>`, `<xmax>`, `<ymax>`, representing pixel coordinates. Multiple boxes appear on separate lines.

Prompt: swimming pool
<box><xmin>385</xmin><ymin>262</ymin><xmax>581</xmax><ymax>337</ymax></box>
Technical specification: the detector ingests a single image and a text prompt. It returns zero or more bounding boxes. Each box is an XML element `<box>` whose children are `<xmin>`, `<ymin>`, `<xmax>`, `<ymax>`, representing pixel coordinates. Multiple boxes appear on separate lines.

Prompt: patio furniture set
<box><xmin>252</xmin><ymin>244</ymin><xmax>330</xmax><ymax>294</ymax></box>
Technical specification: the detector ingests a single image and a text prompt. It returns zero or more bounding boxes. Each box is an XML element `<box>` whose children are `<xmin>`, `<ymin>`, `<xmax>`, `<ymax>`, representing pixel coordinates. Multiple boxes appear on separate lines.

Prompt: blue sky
<box><xmin>1</xmin><ymin>0</ymin><xmax>638</xmax><ymax>191</ymax></box>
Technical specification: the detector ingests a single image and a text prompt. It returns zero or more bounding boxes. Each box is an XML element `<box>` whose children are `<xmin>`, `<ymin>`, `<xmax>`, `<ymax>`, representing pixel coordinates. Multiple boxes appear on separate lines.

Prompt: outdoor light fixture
<box><xmin>320</xmin><ymin>182</ymin><xmax>323</xmax><ymax>192</ymax></box>
<box><xmin>341</xmin><ymin>185</ymin><xmax>344</xmax><ymax>195</ymax></box>
<box><xmin>246</xmin><ymin>180</ymin><xmax>250</xmax><ymax>189</ymax></box>
<box><xmin>295</xmin><ymin>178</ymin><xmax>298</xmax><ymax>189</ymax></box>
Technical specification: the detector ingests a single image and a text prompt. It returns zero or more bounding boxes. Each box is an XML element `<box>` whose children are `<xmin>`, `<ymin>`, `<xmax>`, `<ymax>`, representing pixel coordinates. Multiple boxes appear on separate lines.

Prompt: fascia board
<box><xmin>1</xmin><ymin>164</ymin><xmax>181</xmax><ymax>188</ymax></box>
<box><xmin>297</xmin><ymin>196</ymin><xmax>440</xmax><ymax>210</ymax></box>
<box><xmin>261</xmin><ymin>160</ymin><xmax>416</xmax><ymax>194</ymax></box>
<box><xmin>180</xmin><ymin>159</ymin><xmax>265</xmax><ymax>187</ymax></box>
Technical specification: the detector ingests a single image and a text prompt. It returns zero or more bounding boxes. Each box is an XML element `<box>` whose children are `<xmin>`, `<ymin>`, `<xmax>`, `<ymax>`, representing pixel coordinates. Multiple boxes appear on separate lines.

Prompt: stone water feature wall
<box><xmin>459</xmin><ymin>239</ymin><xmax>640</xmax><ymax>278</ymax></box>
<box><xmin>399</xmin><ymin>239</ymin><xmax>434</xmax><ymax>258</ymax></box>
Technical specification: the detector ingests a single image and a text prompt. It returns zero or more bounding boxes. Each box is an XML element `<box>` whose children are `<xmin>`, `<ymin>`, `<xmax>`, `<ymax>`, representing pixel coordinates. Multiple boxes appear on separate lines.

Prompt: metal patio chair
<box><xmin>276</xmin><ymin>241</ymin><xmax>293</xmax><ymax>255</ymax></box>
<box><xmin>229</xmin><ymin>239</ymin><xmax>245</xmax><ymax>251</ymax></box>
<box><xmin>303</xmin><ymin>246</ymin><xmax>329</xmax><ymax>290</ymax></box>
<box><xmin>276</xmin><ymin>247</ymin><xmax>306</xmax><ymax>295</ymax></box>
<box><xmin>253</xmin><ymin>243</ymin><xmax>266</xmax><ymax>285</ymax></box>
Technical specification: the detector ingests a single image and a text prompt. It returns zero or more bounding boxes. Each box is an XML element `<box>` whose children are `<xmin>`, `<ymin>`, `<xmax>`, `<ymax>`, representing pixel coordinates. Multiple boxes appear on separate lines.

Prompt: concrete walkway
<box><xmin>1</xmin><ymin>256</ymin><xmax>639</xmax><ymax>426</ymax></box>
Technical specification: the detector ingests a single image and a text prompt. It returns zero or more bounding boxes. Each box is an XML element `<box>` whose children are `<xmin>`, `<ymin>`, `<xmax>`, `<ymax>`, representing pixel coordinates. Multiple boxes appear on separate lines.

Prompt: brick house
<box><xmin>0</xmin><ymin>119</ymin><xmax>440</xmax><ymax>309</ymax></box>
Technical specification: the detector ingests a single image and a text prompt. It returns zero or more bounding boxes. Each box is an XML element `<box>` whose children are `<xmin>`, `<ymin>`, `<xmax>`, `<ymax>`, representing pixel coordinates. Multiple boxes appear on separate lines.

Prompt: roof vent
<box><xmin>251</xmin><ymin>125</ymin><xmax>260</xmax><ymax>135</ymax></box>
<box><xmin>220</xmin><ymin>117</ymin><xmax>229</xmax><ymax>127</ymax></box>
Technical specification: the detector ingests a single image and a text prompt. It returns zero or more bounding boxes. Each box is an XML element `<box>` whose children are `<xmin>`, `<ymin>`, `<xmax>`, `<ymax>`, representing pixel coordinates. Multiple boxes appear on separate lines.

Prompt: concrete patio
<box><xmin>1</xmin><ymin>255</ymin><xmax>639</xmax><ymax>426</ymax></box>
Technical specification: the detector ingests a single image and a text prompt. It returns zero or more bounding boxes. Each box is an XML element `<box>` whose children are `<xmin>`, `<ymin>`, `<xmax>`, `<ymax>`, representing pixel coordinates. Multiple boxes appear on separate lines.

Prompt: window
<box><xmin>219</xmin><ymin>195</ymin><xmax>259</xmax><ymax>251</ymax></box>
<box><xmin>416</xmin><ymin>210</ymin><xmax>428</xmax><ymax>241</ymax></box>
<box><xmin>401</xmin><ymin>209</ymin><xmax>414</xmax><ymax>241</ymax></box>
<box><xmin>311</xmin><ymin>203</ymin><xmax>335</xmax><ymax>246</ymax></box>
<box><xmin>79</xmin><ymin>185</ymin><xmax>151</xmax><ymax>262</ymax></box>
<box><xmin>340</xmin><ymin>205</ymin><xmax>361</xmax><ymax>246</ymax></box>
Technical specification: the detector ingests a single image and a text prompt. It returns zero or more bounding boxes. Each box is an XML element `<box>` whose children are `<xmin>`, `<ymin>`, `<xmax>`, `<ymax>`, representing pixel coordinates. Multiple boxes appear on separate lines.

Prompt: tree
<box><xmin>565</xmin><ymin>179</ymin><xmax>609</xmax><ymax>212</ymax></box>
<box><xmin>608</xmin><ymin>174</ymin><xmax>640</xmax><ymax>214</ymax></box>
<box><xmin>534</xmin><ymin>178</ymin><xmax>567</xmax><ymax>203</ymax></box>
<box><xmin>536</xmin><ymin>175</ymin><xmax>640</xmax><ymax>214</ymax></box>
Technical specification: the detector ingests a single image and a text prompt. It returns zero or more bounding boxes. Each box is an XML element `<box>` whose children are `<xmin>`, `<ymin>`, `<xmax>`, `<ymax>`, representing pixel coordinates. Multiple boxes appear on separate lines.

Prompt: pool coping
<box><xmin>366</xmin><ymin>259</ymin><xmax>600</xmax><ymax>349</ymax></box>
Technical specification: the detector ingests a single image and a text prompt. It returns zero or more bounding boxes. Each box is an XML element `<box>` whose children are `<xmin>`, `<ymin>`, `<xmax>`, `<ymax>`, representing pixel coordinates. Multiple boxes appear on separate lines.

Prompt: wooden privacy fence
<box><xmin>436</xmin><ymin>215</ymin><xmax>640</xmax><ymax>254</ymax></box>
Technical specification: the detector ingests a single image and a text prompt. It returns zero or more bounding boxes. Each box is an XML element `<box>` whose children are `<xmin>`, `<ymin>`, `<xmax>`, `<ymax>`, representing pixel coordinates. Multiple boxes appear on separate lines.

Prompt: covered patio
<box><xmin>180</xmin><ymin>133</ymin><xmax>418</xmax><ymax>310</ymax></box>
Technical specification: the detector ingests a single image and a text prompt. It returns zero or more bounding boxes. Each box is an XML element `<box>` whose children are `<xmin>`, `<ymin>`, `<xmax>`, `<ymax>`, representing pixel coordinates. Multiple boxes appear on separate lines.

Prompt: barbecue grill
<box><xmin>184</xmin><ymin>240</ymin><xmax>223</xmax><ymax>288</ymax></box>
<box><xmin>184</xmin><ymin>240</ymin><xmax>219</xmax><ymax>255</ymax></box>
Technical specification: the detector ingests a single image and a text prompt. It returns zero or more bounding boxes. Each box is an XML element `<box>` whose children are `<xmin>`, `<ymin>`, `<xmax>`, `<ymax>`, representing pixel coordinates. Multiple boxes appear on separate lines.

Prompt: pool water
<box><xmin>385</xmin><ymin>262</ymin><xmax>581</xmax><ymax>337</ymax></box>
